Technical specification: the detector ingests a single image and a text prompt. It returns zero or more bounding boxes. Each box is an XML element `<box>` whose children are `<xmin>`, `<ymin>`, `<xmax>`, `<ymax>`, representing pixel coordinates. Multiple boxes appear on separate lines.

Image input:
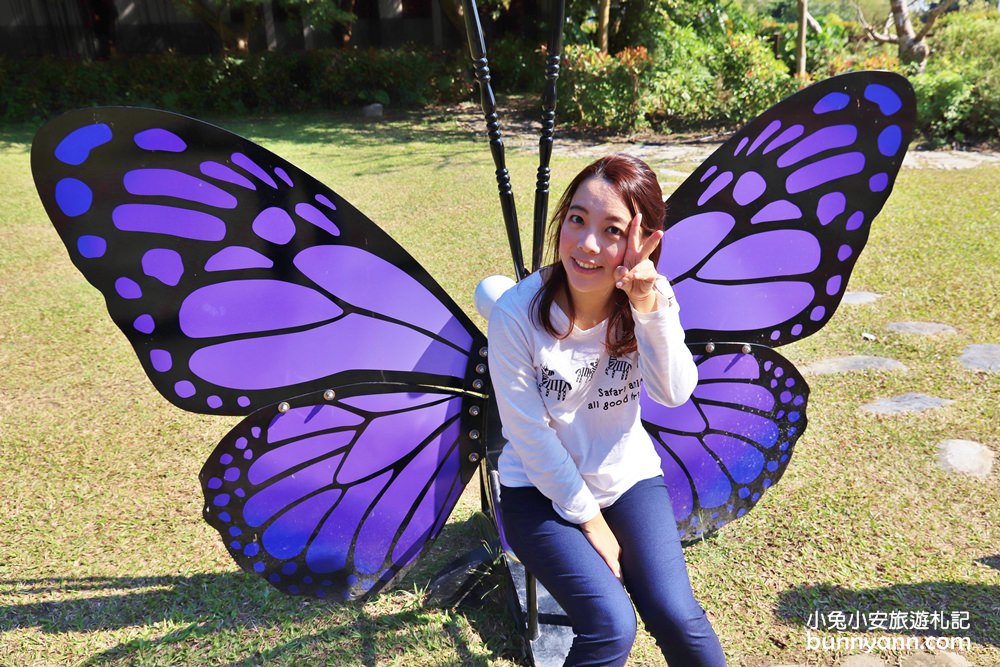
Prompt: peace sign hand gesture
<box><xmin>614</xmin><ymin>213</ymin><xmax>664</xmax><ymax>313</ymax></box>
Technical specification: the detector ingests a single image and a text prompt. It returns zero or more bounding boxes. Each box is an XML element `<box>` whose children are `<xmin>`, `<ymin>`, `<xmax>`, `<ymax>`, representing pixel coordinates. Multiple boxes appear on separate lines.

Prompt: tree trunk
<box><xmin>597</xmin><ymin>0</ymin><xmax>610</xmax><ymax>54</ymax></box>
<box><xmin>328</xmin><ymin>0</ymin><xmax>357</xmax><ymax>47</ymax></box>
<box><xmin>796</xmin><ymin>0</ymin><xmax>807</xmax><ymax>78</ymax></box>
<box><xmin>175</xmin><ymin>0</ymin><xmax>239</xmax><ymax>53</ymax></box>
<box><xmin>439</xmin><ymin>0</ymin><xmax>464</xmax><ymax>34</ymax></box>
<box><xmin>858</xmin><ymin>0</ymin><xmax>959</xmax><ymax>72</ymax></box>
<box><xmin>888</xmin><ymin>0</ymin><xmax>929</xmax><ymax>68</ymax></box>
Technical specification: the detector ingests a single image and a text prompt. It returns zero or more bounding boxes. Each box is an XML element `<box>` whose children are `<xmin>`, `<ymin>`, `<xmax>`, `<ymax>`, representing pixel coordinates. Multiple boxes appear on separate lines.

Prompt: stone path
<box><xmin>801</xmin><ymin>356</ymin><xmax>907</xmax><ymax>375</ymax></box>
<box><xmin>842</xmin><ymin>291</ymin><xmax>883</xmax><ymax>305</ymax></box>
<box><xmin>887</xmin><ymin>321</ymin><xmax>957</xmax><ymax>335</ymax></box>
<box><xmin>794</xmin><ymin>308</ymin><xmax>992</xmax><ymax>472</ymax></box>
<box><xmin>454</xmin><ymin>103</ymin><xmax>1000</xmax><ymax>173</ymax></box>
<box><xmin>958</xmin><ymin>344</ymin><xmax>1000</xmax><ymax>372</ymax></box>
<box><xmin>770</xmin><ymin>649</ymin><xmax>974</xmax><ymax>666</ymax></box>
<box><xmin>861</xmin><ymin>392</ymin><xmax>953</xmax><ymax>415</ymax></box>
<box><xmin>938</xmin><ymin>439</ymin><xmax>995</xmax><ymax>478</ymax></box>
<box><xmin>477</xmin><ymin>106</ymin><xmax>1000</xmax><ymax>172</ymax></box>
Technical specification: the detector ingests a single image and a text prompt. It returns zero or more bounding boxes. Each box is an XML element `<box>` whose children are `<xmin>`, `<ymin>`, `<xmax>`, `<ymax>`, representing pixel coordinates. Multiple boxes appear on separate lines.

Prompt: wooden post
<box><xmin>598</xmin><ymin>0</ymin><xmax>610</xmax><ymax>54</ymax></box>
<box><xmin>796</xmin><ymin>0</ymin><xmax>807</xmax><ymax>78</ymax></box>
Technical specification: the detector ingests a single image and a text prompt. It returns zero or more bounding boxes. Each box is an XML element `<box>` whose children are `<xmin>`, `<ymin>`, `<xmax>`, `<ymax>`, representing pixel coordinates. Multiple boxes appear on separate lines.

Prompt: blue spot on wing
<box><xmin>813</xmin><ymin>92</ymin><xmax>850</xmax><ymax>114</ymax></box>
<box><xmin>77</xmin><ymin>235</ymin><xmax>106</xmax><ymax>258</ymax></box>
<box><xmin>55</xmin><ymin>178</ymin><xmax>93</xmax><ymax>217</ymax></box>
<box><xmin>134</xmin><ymin>128</ymin><xmax>187</xmax><ymax>152</ymax></box>
<box><xmin>864</xmin><ymin>84</ymin><xmax>902</xmax><ymax>116</ymax></box>
<box><xmin>878</xmin><ymin>125</ymin><xmax>902</xmax><ymax>156</ymax></box>
<box><xmin>55</xmin><ymin>123</ymin><xmax>112</xmax><ymax>165</ymax></box>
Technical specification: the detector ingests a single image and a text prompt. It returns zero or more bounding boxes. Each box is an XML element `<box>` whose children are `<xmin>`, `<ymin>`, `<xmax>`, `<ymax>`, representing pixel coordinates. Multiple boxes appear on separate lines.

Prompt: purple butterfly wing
<box><xmin>642</xmin><ymin>72</ymin><xmax>914</xmax><ymax>539</ymax></box>
<box><xmin>32</xmin><ymin>107</ymin><xmax>495</xmax><ymax>601</ymax></box>
<box><xmin>201</xmin><ymin>381</ymin><xmax>488</xmax><ymax>600</ymax></box>
<box><xmin>660</xmin><ymin>71</ymin><xmax>915</xmax><ymax>346</ymax></box>
<box><xmin>641</xmin><ymin>344</ymin><xmax>807</xmax><ymax>541</ymax></box>
<box><xmin>31</xmin><ymin>107</ymin><xmax>485</xmax><ymax>415</ymax></box>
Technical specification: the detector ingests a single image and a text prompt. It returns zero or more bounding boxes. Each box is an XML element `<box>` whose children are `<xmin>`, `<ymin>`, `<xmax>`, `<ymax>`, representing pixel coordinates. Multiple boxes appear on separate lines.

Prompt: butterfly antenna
<box><xmin>531</xmin><ymin>0</ymin><xmax>566</xmax><ymax>274</ymax></box>
<box><xmin>462</xmin><ymin>0</ymin><xmax>528</xmax><ymax>281</ymax></box>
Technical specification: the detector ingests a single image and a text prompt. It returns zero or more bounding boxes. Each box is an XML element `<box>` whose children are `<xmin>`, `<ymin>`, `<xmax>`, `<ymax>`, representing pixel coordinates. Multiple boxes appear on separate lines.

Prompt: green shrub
<box><xmin>913</xmin><ymin>9</ymin><xmax>1000</xmax><ymax>145</ymax></box>
<box><xmin>643</xmin><ymin>24</ymin><xmax>722</xmax><ymax>129</ymax></box>
<box><xmin>717</xmin><ymin>33</ymin><xmax>797</xmax><ymax>123</ymax></box>
<box><xmin>560</xmin><ymin>44</ymin><xmax>653</xmax><ymax>132</ymax></box>
<box><xmin>486</xmin><ymin>35</ymin><xmax>545</xmax><ymax>93</ymax></box>
<box><xmin>558</xmin><ymin>23</ymin><xmax>796</xmax><ymax>133</ymax></box>
<box><xmin>0</xmin><ymin>47</ymin><xmax>468</xmax><ymax>122</ymax></box>
<box><xmin>912</xmin><ymin>69</ymin><xmax>976</xmax><ymax>142</ymax></box>
<box><xmin>758</xmin><ymin>14</ymin><xmax>854</xmax><ymax>78</ymax></box>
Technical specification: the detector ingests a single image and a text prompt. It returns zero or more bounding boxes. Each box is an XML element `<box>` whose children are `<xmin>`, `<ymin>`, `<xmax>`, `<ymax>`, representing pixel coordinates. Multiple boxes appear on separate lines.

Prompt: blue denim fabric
<box><xmin>500</xmin><ymin>476</ymin><xmax>727</xmax><ymax>667</ymax></box>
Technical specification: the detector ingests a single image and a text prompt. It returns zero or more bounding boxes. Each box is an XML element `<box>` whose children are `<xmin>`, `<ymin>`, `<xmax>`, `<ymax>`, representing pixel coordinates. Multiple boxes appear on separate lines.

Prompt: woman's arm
<box><xmin>580</xmin><ymin>511</ymin><xmax>622</xmax><ymax>580</ymax></box>
<box><xmin>632</xmin><ymin>278</ymin><xmax>698</xmax><ymax>407</ymax></box>
<box><xmin>614</xmin><ymin>214</ymin><xmax>697</xmax><ymax>406</ymax></box>
<box><xmin>488</xmin><ymin>305</ymin><xmax>600</xmax><ymax>524</ymax></box>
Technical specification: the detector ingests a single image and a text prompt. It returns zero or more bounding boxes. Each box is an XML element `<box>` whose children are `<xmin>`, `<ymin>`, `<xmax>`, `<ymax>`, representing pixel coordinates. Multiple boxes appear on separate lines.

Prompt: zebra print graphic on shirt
<box><xmin>605</xmin><ymin>355</ymin><xmax>632</xmax><ymax>381</ymax></box>
<box><xmin>575</xmin><ymin>359</ymin><xmax>598</xmax><ymax>385</ymax></box>
<box><xmin>538</xmin><ymin>365</ymin><xmax>572</xmax><ymax>400</ymax></box>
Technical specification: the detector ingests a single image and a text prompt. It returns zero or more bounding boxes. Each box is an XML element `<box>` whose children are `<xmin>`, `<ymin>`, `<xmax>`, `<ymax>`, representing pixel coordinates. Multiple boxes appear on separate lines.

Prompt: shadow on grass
<box><xmin>401</xmin><ymin>513</ymin><xmax>531</xmax><ymax>666</ymax></box>
<box><xmin>0</xmin><ymin>517</ymin><xmax>527</xmax><ymax>665</ymax></box>
<box><xmin>0</xmin><ymin>572</ymin><xmax>321</xmax><ymax>635</ymax></box>
<box><xmin>2</xmin><ymin>109</ymin><xmax>500</xmax><ymax>197</ymax></box>
<box><xmin>0</xmin><ymin>122</ymin><xmax>37</xmax><ymax>149</ymax></box>
<box><xmin>227</xmin><ymin>109</ymin><xmax>478</xmax><ymax>146</ymax></box>
<box><xmin>776</xmin><ymin>582</ymin><xmax>999</xmax><ymax>646</ymax></box>
<box><xmin>0</xmin><ymin>570</ymin><xmax>520</xmax><ymax>666</ymax></box>
<box><xmin>977</xmin><ymin>555</ymin><xmax>999</xmax><ymax>571</ymax></box>
<box><xmin>0</xmin><ymin>108</ymin><xmax>487</xmax><ymax>154</ymax></box>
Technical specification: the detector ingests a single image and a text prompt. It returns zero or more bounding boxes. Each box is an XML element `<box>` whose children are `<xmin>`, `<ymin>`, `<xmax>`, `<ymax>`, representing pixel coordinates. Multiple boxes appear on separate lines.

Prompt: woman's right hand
<box><xmin>580</xmin><ymin>512</ymin><xmax>622</xmax><ymax>580</ymax></box>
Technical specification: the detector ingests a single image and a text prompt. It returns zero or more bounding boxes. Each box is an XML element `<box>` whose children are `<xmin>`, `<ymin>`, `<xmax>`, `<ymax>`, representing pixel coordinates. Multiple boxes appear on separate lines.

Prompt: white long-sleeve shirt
<box><xmin>488</xmin><ymin>271</ymin><xmax>697</xmax><ymax>524</ymax></box>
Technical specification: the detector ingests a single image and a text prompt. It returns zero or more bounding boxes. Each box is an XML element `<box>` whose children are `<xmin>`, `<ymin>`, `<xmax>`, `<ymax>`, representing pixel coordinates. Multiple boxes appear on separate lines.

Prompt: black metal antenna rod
<box><xmin>531</xmin><ymin>0</ymin><xmax>567</xmax><ymax>274</ymax></box>
<box><xmin>462</xmin><ymin>0</ymin><xmax>527</xmax><ymax>281</ymax></box>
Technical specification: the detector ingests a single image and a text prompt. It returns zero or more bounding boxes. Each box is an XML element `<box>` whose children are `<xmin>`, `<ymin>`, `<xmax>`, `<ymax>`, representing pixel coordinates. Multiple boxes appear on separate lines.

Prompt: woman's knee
<box><xmin>569</xmin><ymin>594</ymin><xmax>637</xmax><ymax>664</ymax></box>
<box><xmin>596</xmin><ymin>602</ymin><xmax>638</xmax><ymax>645</ymax></box>
<box><xmin>640</xmin><ymin>592</ymin><xmax>709</xmax><ymax>635</ymax></box>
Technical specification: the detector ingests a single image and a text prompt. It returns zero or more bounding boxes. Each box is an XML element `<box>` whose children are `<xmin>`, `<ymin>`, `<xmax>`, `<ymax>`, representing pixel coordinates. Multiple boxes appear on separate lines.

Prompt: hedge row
<box><xmin>3</xmin><ymin>12</ymin><xmax>997</xmax><ymax>146</ymax></box>
<box><xmin>558</xmin><ymin>31</ymin><xmax>797</xmax><ymax>133</ymax></box>
<box><xmin>910</xmin><ymin>10</ymin><xmax>1000</xmax><ymax>145</ymax></box>
<box><xmin>0</xmin><ymin>48</ymin><xmax>469</xmax><ymax>121</ymax></box>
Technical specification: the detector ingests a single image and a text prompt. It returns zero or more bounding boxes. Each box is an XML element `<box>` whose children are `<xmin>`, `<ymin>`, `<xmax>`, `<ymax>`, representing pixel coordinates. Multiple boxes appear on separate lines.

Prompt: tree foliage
<box><xmin>173</xmin><ymin>0</ymin><xmax>357</xmax><ymax>51</ymax></box>
<box><xmin>11</xmin><ymin>0</ymin><xmax>996</xmax><ymax>143</ymax></box>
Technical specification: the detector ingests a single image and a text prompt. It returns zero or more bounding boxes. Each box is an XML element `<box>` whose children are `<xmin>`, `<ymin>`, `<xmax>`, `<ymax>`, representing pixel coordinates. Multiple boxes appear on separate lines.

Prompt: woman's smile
<box><xmin>569</xmin><ymin>257</ymin><xmax>602</xmax><ymax>272</ymax></box>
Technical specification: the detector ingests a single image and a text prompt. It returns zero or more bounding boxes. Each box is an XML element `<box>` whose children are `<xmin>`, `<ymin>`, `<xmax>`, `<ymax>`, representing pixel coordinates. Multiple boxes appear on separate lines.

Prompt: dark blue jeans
<box><xmin>500</xmin><ymin>476</ymin><xmax>727</xmax><ymax>667</ymax></box>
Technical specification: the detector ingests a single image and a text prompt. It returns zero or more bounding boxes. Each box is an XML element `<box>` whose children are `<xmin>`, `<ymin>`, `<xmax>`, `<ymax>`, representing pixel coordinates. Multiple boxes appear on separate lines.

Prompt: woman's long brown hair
<box><xmin>531</xmin><ymin>154</ymin><xmax>666</xmax><ymax>356</ymax></box>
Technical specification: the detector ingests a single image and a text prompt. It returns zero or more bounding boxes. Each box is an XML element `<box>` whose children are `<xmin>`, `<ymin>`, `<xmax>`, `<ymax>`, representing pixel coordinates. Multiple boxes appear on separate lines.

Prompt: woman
<box><xmin>488</xmin><ymin>154</ymin><xmax>727</xmax><ymax>666</ymax></box>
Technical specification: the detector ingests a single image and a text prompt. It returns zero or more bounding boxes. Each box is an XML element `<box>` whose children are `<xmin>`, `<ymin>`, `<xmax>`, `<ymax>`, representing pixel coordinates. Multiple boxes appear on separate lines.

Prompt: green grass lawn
<box><xmin>0</xmin><ymin>110</ymin><xmax>996</xmax><ymax>666</ymax></box>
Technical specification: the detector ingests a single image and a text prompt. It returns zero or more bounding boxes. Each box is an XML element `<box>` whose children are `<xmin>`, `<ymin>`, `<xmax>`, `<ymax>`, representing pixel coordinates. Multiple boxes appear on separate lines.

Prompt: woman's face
<box><xmin>558</xmin><ymin>176</ymin><xmax>632</xmax><ymax>306</ymax></box>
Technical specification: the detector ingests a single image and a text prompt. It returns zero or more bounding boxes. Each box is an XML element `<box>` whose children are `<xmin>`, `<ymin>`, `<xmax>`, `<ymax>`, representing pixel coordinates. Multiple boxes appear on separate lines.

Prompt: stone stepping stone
<box><xmin>887</xmin><ymin>321</ymin><xmax>957</xmax><ymax>335</ymax></box>
<box><xmin>802</xmin><ymin>355</ymin><xmax>907</xmax><ymax>375</ymax></box>
<box><xmin>843</xmin><ymin>291</ymin><xmax>882</xmax><ymax>305</ymax></box>
<box><xmin>938</xmin><ymin>439</ymin><xmax>994</xmax><ymax>478</ymax></box>
<box><xmin>840</xmin><ymin>657</ymin><xmax>885</xmax><ymax>667</ymax></box>
<box><xmin>902</xmin><ymin>652</ymin><xmax>972</xmax><ymax>667</ymax></box>
<box><xmin>958</xmin><ymin>343</ymin><xmax>1000</xmax><ymax>372</ymax></box>
<box><xmin>861</xmin><ymin>392</ymin><xmax>952</xmax><ymax>414</ymax></box>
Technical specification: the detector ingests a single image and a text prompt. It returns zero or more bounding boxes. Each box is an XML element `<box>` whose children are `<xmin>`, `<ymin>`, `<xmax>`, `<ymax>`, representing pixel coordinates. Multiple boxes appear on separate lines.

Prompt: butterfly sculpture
<box><xmin>31</xmin><ymin>40</ymin><xmax>914</xmax><ymax>619</ymax></box>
